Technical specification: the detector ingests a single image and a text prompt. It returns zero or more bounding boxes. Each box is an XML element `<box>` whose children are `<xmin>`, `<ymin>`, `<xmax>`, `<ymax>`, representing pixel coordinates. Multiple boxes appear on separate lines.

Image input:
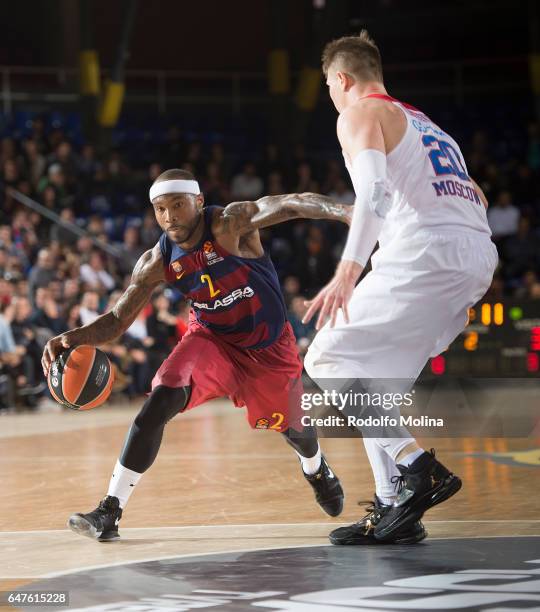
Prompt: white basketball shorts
<box><xmin>304</xmin><ymin>230</ymin><xmax>498</xmax><ymax>381</ymax></box>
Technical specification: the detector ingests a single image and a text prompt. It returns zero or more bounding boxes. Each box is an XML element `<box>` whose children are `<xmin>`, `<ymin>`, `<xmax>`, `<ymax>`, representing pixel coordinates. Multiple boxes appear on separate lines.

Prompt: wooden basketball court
<box><xmin>1</xmin><ymin>397</ymin><xmax>539</xmax><ymax>610</ymax></box>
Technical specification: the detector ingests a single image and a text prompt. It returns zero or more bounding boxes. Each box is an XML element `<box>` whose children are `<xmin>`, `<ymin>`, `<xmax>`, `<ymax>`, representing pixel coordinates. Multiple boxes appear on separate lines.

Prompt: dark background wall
<box><xmin>0</xmin><ymin>0</ymin><xmax>530</xmax><ymax>70</ymax></box>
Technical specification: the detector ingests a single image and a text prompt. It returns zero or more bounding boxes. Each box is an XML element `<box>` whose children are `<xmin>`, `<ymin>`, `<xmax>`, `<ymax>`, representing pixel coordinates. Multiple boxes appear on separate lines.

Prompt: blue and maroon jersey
<box><xmin>158</xmin><ymin>206</ymin><xmax>287</xmax><ymax>349</ymax></box>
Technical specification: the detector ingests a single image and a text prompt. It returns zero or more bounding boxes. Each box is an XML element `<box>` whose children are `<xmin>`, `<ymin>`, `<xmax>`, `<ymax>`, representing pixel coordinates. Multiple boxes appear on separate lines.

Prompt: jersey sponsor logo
<box><xmin>192</xmin><ymin>286</ymin><xmax>255</xmax><ymax>311</ymax></box>
<box><xmin>255</xmin><ymin>417</ymin><xmax>269</xmax><ymax>429</ymax></box>
<box><xmin>203</xmin><ymin>241</ymin><xmax>224</xmax><ymax>266</ymax></box>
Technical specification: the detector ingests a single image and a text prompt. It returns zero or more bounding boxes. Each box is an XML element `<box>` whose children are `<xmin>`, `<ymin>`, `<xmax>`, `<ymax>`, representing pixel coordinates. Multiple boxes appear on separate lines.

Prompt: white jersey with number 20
<box><xmin>361</xmin><ymin>95</ymin><xmax>491</xmax><ymax>246</ymax></box>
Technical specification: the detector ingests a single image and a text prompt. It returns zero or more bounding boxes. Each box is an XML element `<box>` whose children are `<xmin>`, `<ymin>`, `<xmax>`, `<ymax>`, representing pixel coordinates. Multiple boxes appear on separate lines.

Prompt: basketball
<box><xmin>47</xmin><ymin>346</ymin><xmax>114</xmax><ymax>411</ymax></box>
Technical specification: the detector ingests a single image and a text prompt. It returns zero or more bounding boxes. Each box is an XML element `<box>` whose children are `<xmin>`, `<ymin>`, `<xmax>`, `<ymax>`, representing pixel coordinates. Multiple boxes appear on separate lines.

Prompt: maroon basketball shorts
<box><xmin>151</xmin><ymin>321</ymin><xmax>304</xmax><ymax>431</ymax></box>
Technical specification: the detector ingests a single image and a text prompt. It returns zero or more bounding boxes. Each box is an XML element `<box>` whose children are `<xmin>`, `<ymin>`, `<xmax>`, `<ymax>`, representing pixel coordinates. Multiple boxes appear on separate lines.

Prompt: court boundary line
<box><xmin>2</xmin><ymin>529</ymin><xmax>539</xmax><ymax>580</ymax></box>
<box><xmin>1</xmin><ymin>519</ymin><xmax>540</xmax><ymax>536</ymax></box>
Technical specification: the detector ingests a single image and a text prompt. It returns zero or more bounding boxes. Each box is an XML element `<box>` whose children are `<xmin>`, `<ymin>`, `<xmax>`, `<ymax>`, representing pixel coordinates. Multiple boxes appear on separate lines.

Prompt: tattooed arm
<box><xmin>41</xmin><ymin>244</ymin><xmax>165</xmax><ymax>375</ymax></box>
<box><xmin>214</xmin><ymin>192</ymin><xmax>352</xmax><ymax>237</ymax></box>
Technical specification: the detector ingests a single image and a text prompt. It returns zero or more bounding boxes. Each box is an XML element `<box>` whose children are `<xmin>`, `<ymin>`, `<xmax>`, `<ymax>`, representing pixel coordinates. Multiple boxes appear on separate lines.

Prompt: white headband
<box><xmin>149</xmin><ymin>179</ymin><xmax>200</xmax><ymax>201</ymax></box>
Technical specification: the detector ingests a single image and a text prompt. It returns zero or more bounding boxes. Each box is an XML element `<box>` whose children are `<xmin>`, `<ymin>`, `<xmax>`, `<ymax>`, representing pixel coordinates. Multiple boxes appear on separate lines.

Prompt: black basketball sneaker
<box><xmin>374</xmin><ymin>449</ymin><xmax>462</xmax><ymax>542</ymax></box>
<box><xmin>329</xmin><ymin>495</ymin><xmax>426</xmax><ymax>545</ymax></box>
<box><xmin>303</xmin><ymin>455</ymin><xmax>344</xmax><ymax>517</ymax></box>
<box><xmin>68</xmin><ymin>495</ymin><xmax>122</xmax><ymax>541</ymax></box>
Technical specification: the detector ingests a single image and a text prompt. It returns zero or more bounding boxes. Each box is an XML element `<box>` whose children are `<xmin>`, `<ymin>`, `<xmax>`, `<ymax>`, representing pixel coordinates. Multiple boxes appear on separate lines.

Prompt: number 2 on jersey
<box><xmin>200</xmin><ymin>274</ymin><xmax>221</xmax><ymax>297</ymax></box>
<box><xmin>422</xmin><ymin>135</ymin><xmax>469</xmax><ymax>181</ymax></box>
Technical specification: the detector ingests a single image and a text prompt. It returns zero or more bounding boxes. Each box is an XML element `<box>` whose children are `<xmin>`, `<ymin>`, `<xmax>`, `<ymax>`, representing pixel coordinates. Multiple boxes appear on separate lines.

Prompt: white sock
<box><xmin>295</xmin><ymin>442</ymin><xmax>322</xmax><ymax>475</ymax></box>
<box><xmin>107</xmin><ymin>459</ymin><xmax>142</xmax><ymax>509</ymax></box>
<box><xmin>363</xmin><ymin>438</ymin><xmax>399</xmax><ymax>503</ymax></box>
<box><xmin>399</xmin><ymin>447</ymin><xmax>425</xmax><ymax>467</ymax></box>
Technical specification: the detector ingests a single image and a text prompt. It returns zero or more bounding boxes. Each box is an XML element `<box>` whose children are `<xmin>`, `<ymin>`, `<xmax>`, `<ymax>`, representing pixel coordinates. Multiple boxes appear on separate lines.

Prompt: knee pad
<box><xmin>134</xmin><ymin>385</ymin><xmax>190</xmax><ymax>429</ymax></box>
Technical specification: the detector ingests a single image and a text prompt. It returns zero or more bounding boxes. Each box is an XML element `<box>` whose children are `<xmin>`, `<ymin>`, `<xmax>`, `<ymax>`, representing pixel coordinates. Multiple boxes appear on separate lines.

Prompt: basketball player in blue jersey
<box><xmin>42</xmin><ymin>168</ymin><xmax>353</xmax><ymax>541</ymax></box>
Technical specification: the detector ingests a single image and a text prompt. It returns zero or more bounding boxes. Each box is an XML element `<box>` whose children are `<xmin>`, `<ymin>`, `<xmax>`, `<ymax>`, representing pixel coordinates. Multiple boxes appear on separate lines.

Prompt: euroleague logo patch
<box><xmin>255</xmin><ymin>417</ymin><xmax>269</xmax><ymax>429</ymax></box>
<box><xmin>202</xmin><ymin>241</ymin><xmax>224</xmax><ymax>266</ymax></box>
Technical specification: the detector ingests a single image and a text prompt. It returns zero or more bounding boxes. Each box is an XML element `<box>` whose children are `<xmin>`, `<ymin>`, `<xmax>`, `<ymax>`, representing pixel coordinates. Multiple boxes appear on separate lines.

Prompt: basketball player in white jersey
<box><xmin>303</xmin><ymin>31</ymin><xmax>498</xmax><ymax>545</ymax></box>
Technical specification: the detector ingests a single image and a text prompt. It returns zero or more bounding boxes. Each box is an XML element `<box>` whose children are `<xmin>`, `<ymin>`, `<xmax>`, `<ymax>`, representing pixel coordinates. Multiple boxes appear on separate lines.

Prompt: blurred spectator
<box><xmin>148</xmin><ymin>162</ymin><xmax>163</xmax><ymax>183</ymax></box>
<box><xmin>65</xmin><ymin>303</ymin><xmax>82</xmax><ymax>329</ymax></box>
<box><xmin>515</xmin><ymin>270</ymin><xmax>539</xmax><ymax>300</ymax></box>
<box><xmin>288</xmin><ymin>296</ymin><xmax>314</xmax><ymax>356</ymax></box>
<box><xmin>140</xmin><ymin>210</ymin><xmax>161</xmax><ymax>249</ymax></box>
<box><xmin>22</xmin><ymin>139</ymin><xmax>46</xmax><ymax>187</ymax></box>
<box><xmin>231</xmin><ymin>162</ymin><xmax>263</xmax><ymax>200</ymax></box>
<box><xmin>0</xmin><ymin>247</ymin><xmax>6</xmax><ymax>276</ymax></box>
<box><xmin>28</xmin><ymin>248</ymin><xmax>56</xmax><ymax>303</ymax></box>
<box><xmin>282</xmin><ymin>275</ymin><xmax>301</xmax><ymax>307</ymax></box>
<box><xmin>162</xmin><ymin>126</ymin><xmax>184</xmax><ymax>168</ymax></box>
<box><xmin>0</xmin><ymin>304</ymin><xmax>16</xmax><ymax>355</ymax></box>
<box><xmin>31</xmin><ymin>287</ymin><xmax>64</xmax><ymax>335</ymax></box>
<box><xmin>503</xmin><ymin>218</ymin><xmax>540</xmax><ymax>280</ymax></box>
<box><xmin>29</xmin><ymin>117</ymin><xmax>47</xmax><ymax>153</ymax></box>
<box><xmin>125</xmin><ymin>311</ymin><xmax>152</xmax><ymax>397</ymax></box>
<box><xmin>79</xmin><ymin>290</ymin><xmax>101</xmax><ymax>325</ymax></box>
<box><xmin>0</xmin><ymin>304</ymin><xmax>17</xmax><ymax>412</ymax></box>
<box><xmin>48</xmin><ymin>140</ymin><xmax>77</xmax><ymax>182</ymax></box>
<box><xmin>2</xmin><ymin>158</ymin><xmax>21</xmax><ymax>188</ymax></box>
<box><xmin>484</xmin><ymin>275</ymin><xmax>505</xmax><ymax>301</ymax></box>
<box><xmin>295</xmin><ymin>226</ymin><xmax>334</xmax><ymax>293</ymax></box>
<box><xmin>294</xmin><ymin>162</ymin><xmax>319</xmax><ymax>193</ymax></box>
<box><xmin>0</xmin><ymin>137</ymin><xmax>17</xmax><ymax>167</ymax></box>
<box><xmin>38</xmin><ymin>163</ymin><xmax>68</xmax><ymax>201</ymax></box>
<box><xmin>80</xmin><ymin>250</ymin><xmax>115</xmax><ymax>292</ymax></box>
<box><xmin>78</xmin><ymin>144</ymin><xmax>99</xmax><ymax>179</ymax></box>
<box><xmin>0</xmin><ymin>278</ymin><xmax>14</xmax><ymax>307</ymax></box>
<box><xmin>487</xmin><ymin>191</ymin><xmax>520</xmax><ymax>240</ymax></box>
<box><xmin>40</xmin><ymin>184</ymin><xmax>61</xmax><ymax>213</ymax></box>
<box><xmin>146</xmin><ymin>293</ymin><xmax>178</xmax><ymax>366</ymax></box>
<box><xmin>322</xmin><ymin>159</ymin><xmax>343</xmax><ymax>194</ymax></box>
<box><xmin>49</xmin><ymin>207</ymin><xmax>78</xmax><ymax>246</ymax></box>
<box><xmin>328</xmin><ymin>178</ymin><xmax>355</xmax><ymax>205</ymax></box>
<box><xmin>117</xmin><ymin>227</ymin><xmax>145</xmax><ymax>277</ymax></box>
<box><xmin>185</xmin><ymin>142</ymin><xmax>203</xmax><ymax>174</ymax></box>
<box><xmin>201</xmin><ymin>161</ymin><xmax>229</xmax><ymax>205</ymax></box>
<box><xmin>10</xmin><ymin>296</ymin><xmax>46</xmax><ymax>406</ymax></box>
<box><xmin>266</xmin><ymin>171</ymin><xmax>285</xmax><ymax>196</ymax></box>
<box><xmin>529</xmin><ymin>281</ymin><xmax>540</xmax><ymax>299</ymax></box>
<box><xmin>513</xmin><ymin>163</ymin><xmax>538</xmax><ymax>205</ymax></box>
<box><xmin>209</xmin><ymin>142</ymin><xmax>229</xmax><ymax>177</ymax></box>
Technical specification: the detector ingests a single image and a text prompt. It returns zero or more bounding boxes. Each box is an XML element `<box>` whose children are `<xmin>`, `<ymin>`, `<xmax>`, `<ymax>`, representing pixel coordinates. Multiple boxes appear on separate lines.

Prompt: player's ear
<box><xmin>195</xmin><ymin>193</ymin><xmax>205</xmax><ymax>209</ymax></box>
<box><xmin>337</xmin><ymin>71</ymin><xmax>354</xmax><ymax>92</ymax></box>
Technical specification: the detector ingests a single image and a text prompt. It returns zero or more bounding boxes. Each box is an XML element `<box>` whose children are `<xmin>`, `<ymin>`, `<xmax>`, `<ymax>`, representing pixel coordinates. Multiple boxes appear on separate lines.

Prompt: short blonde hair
<box><xmin>322</xmin><ymin>30</ymin><xmax>383</xmax><ymax>82</ymax></box>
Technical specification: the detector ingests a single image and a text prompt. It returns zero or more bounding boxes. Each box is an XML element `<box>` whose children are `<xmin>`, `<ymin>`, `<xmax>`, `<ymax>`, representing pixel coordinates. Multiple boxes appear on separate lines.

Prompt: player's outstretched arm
<box><xmin>216</xmin><ymin>192</ymin><xmax>352</xmax><ymax>236</ymax></box>
<box><xmin>41</xmin><ymin>244</ymin><xmax>165</xmax><ymax>375</ymax></box>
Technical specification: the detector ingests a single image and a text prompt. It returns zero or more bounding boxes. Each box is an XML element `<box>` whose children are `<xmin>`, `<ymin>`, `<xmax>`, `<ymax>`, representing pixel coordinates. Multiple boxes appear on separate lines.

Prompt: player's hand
<box><xmin>41</xmin><ymin>332</ymin><xmax>77</xmax><ymax>377</ymax></box>
<box><xmin>302</xmin><ymin>261</ymin><xmax>362</xmax><ymax>330</ymax></box>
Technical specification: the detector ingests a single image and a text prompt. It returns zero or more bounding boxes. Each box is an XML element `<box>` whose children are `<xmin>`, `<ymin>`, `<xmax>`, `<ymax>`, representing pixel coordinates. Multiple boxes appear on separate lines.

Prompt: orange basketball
<box><xmin>47</xmin><ymin>345</ymin><xmax>115</xmax><ymax>410</ymax></box>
